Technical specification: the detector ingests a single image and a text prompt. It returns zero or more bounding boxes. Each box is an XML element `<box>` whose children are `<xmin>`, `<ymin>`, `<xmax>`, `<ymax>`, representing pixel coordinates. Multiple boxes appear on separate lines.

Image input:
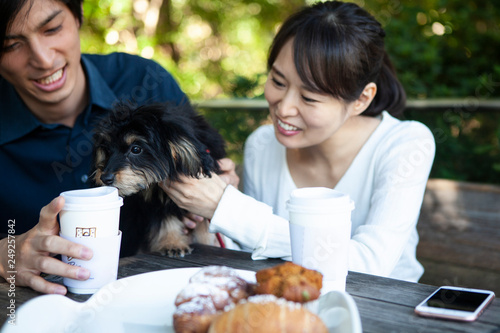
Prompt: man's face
<box><xmin>0</xmin><ymin>0</ymin><xmax>84</xmax><ymax>112</ymax></box>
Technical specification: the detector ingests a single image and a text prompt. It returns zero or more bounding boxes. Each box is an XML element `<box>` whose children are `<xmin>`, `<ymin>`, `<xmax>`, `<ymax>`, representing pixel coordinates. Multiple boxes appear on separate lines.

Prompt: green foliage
<box><xmin>200</xmin><ymin>109</ymin><xmax>270</xmax><ymax>164</ymax></box>
<box><xmin>81</xmin><ymin>0</ymin><xmax>305</xmax><ymax>99</ymax></box>
<box><xmin>370</xmin><ymin>0</ymin><xmax>500</xmax><ymax>99</ymax></box>
<box><xmin>404</xmin><ymin>109</ymin><xmax>500</xmax><ymax>184</ymax></box>
<box><xmin>80</xmin><ymin>0</ymin><xmax>500</xmax><ymax>99</ymax></box>
<box><xmin>79</xmin><ymin>0</ymin><xmax>500</xmax><ymax>184</ymax></box>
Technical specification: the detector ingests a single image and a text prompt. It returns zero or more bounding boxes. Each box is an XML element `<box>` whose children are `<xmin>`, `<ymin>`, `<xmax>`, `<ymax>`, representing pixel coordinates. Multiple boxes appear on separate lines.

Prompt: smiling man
<box><xmin>0</xmin><ymin>0</ymin><xmax>236</xmax><ymax>295</ymax></box>
<box><xmin>0</xmin><ymin>0</ymin><xmax>87</xmax><ymax>126</ymax></box>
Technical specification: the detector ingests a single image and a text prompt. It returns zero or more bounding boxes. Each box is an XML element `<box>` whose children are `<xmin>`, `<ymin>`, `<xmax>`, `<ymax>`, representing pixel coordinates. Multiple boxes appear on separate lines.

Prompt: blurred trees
<box><xmin>80</xmin><ymin>0</ymin><xmax>500</xmax><ymax>183</ymax></box>
<box><xmin>81</xmin><ymin>0</ymin><xmax>305</xmax><ymax>99</ymax></box>
<box><xmin>81</xmin><ymin>0</ymin><xmax>500</xmax><ymax>100</ymax></box>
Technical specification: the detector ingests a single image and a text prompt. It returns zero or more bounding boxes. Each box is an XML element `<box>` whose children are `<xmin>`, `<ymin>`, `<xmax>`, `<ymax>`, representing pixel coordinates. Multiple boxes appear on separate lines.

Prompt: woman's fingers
<box><xmin>183</xmin><ymin>213</ymin><xmax>204</xmax><ymax>229</ymax></box>
<box><xmin>218</xmin><ymin>158</ymin><xmax>240</xmax><ymax>187</ymax></box>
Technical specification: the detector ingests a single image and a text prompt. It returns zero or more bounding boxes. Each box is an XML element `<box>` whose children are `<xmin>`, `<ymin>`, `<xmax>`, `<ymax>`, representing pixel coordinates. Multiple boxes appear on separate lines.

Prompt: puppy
<box><xmin>91</xmin><ymin>102</ymin><xmax>226</xmax><ymax>256</ymax></box>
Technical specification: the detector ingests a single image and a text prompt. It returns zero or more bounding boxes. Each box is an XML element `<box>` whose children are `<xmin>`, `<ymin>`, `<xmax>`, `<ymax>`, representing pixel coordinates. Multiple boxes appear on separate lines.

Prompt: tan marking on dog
<box><xmin>93</xmin><ymin>169</ymin><xmax>104</xmax><ymax>186</ymax></box>
<box><xmin>192</xmin><ymin>218</ymin><xmax>218</xmax><ymax>246</ymax></box>
<box><xmin>168</xmin><ymin>138</ymin><xmax>201</xmax><ymax>174</ymax></box>
<box><xmin>114</xmin><ymin>167</ymin><xmax>150</xmax><ymax>196</ymax></box>
<box><xmin>170</xmin><ymin>145</ymin><xmax>177</xmax><ymax>161</ymax></box>
<box><xmin>148</xmin><ymin>215</ymin><xmax>216</xmax><ymax>256</ymax></box>
<box><xmin>124</xmin><ymin>134</ymin><xmax>147</xmax><ymax>146</ymax></box>
<box><xmin>94</xmin><ymin>148</ymin><xmax>107</xmax><ymax>169</ymax></box>
<box><xmin>149</xmin><ymin>216</ymin><xmax>192</xmax><ymax>257</ymax></box>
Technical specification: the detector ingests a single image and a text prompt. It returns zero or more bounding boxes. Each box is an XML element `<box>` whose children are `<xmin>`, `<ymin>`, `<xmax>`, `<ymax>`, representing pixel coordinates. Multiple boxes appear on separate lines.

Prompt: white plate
<box><xmin>1</xmin><ymin>267</ymin><xmax>361</xmax><ymax>333</ymax></box>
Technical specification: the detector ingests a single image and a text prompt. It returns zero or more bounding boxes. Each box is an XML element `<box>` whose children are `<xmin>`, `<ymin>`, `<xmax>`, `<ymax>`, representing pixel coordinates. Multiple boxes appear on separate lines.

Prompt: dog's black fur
<box><xmin>91</xmin><ymin>102</ymin><xmax>226</xmax><ymax>256</ymax></box>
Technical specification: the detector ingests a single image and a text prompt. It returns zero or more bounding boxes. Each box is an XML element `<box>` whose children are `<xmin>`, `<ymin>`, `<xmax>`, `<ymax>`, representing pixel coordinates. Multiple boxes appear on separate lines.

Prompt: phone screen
<box><xmin>425</xmin><ymin>288</ymin><xmax>490</xmax><ymax>312</ymax></box>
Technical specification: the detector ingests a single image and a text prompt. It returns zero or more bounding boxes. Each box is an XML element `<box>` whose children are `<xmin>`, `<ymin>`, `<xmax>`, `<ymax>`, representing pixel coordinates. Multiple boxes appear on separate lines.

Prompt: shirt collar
<box><xmin>0</xmin><ymin>55</ymin><xmax>117</xmax><ymax>146</ymax></box>
<box><xmin>80</xmin><ymin>54</ymin><xmax>117</xmax><ymax>114</ymax></box>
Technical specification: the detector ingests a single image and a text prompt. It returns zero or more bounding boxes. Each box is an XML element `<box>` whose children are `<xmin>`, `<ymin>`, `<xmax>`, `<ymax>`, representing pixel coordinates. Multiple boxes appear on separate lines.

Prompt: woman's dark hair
<box><xmin>268</xmin><ymin>1</ymin><xmax>406</xmax><ymax>117</ymax></box>
<box><xmin>0</xmin><ymin>0</ymin><xmax>83</xmax><ymax>60</ymax></box>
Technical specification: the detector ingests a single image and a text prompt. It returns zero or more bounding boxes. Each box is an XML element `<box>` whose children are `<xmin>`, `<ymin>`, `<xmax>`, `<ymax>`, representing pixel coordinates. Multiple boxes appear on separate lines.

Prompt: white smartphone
<box><xmin>415</xmin><ymin>286</ymin><xmax>495</xmax><ymax>321</ymax></box>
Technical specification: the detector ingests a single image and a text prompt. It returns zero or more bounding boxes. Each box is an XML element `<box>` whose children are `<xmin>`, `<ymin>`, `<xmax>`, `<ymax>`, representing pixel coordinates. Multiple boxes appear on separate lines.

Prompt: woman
<box><xmin>163</xmin><ymin>1</ymin><xmax>435</xmax><ymax>282</ymax></box>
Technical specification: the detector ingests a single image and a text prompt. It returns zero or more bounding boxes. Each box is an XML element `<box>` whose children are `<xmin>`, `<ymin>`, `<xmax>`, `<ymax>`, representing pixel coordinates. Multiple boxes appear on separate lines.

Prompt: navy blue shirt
<box><xmin>0</xmin><ymin>53</ymin><xmax>187</xmax><ymax>249</ymax></box>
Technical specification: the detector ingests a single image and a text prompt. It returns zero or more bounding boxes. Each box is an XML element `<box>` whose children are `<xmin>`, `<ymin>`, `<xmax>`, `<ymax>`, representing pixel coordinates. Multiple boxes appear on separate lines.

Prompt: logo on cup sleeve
<box><xmin>76</xmin><ymin>227</ymin><xmax>97</xmax><ymax>238</ymax></box>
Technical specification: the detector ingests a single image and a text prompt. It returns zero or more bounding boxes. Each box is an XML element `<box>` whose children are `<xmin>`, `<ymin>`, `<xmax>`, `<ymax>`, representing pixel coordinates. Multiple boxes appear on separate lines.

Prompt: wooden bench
<box><xmin>417</xmin><ymin>178</ymin><xmax>500</xmax><ymax>295</ymax></box>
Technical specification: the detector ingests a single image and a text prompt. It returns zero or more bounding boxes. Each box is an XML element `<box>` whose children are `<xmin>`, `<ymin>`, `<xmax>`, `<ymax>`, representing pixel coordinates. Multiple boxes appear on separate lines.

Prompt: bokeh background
<box><xmin>80</xmin><ymin>0</ymin><xmax>500</xmax><ymax>184</ymax></box>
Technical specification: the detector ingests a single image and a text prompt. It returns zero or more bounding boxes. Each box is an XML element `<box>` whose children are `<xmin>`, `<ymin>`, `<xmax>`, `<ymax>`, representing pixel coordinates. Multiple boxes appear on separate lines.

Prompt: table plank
<box><xmin>346</xmin><ymin>271</ymin><xmax>499</xmax><ymax>333</ymax></box>
<box><xmin>347</xmin><ymin>271</ymin><xmax>437</xmax><ymax>306</ymax></box>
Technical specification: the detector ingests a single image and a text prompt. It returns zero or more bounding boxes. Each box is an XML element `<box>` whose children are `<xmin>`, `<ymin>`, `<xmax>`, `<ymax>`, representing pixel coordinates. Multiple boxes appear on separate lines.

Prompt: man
<box><xmin>0</xmin><ymin>0</ymin><xmax>238</xmax><ymax>295</ymax></box>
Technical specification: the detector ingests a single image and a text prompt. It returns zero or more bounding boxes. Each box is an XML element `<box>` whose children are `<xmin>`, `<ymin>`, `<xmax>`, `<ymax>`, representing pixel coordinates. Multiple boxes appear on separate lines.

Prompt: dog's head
<box><xmin>92</xmin><ymin>102</ymin><xmax>224</xmax><ymax>197</ymax></box>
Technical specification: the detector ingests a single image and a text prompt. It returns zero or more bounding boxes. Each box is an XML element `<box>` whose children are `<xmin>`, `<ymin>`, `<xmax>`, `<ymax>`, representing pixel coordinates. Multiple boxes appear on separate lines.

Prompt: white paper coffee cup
<box><xmin>287</xmin><ymin>187</ymin><xmax>354</xmax><ymax>291</ymax></box>
<box><xmin>59</xmin><ymin>187</ymin><xmax>123</xmax><ymax>238</ymax></box>
<box><xmin>61</xmin><ymin>231</ymin><xmax>122</xmax><ymax>294</ymax></box>
<box><xmin>58</xmin><ymin>187</ymin><xmax>123</xmax><ymax>294</ymax></box>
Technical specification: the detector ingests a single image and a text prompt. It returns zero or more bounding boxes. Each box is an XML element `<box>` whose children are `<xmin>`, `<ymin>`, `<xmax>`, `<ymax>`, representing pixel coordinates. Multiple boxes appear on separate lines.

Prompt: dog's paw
<box><xmin>149</xmin><ymin>217</ymin><xmax>194</xmax><ymax>257</ymax></box>
<box><xmin>161</xmin><ymin>246</ymin><xmax>193</xmax><ymax>258</ymax></box>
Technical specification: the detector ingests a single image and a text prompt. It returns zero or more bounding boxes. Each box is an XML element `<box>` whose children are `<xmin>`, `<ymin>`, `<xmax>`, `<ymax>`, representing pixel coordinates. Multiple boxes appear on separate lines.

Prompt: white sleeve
<box><xmin>209</xmin><ymin>126</ymin><xmax>292</xmax><ymax>260</ymax></box>
<box><xmin>348</xmin><ymin>124</ymin><xmax>435</xmax><ymax>276</ymax></box>
<box><xmin>209</xmin><ymin>185</ymin><xmax>292</xmax><ymax>260</ymax></box>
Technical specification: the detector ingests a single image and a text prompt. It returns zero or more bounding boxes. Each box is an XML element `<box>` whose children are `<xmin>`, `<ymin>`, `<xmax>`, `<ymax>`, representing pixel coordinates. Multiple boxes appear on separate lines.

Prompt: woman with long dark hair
<box><xmin>164</xmin><ymin>1</ymin><xmax>435</xmax><ymax>282</ymax></box>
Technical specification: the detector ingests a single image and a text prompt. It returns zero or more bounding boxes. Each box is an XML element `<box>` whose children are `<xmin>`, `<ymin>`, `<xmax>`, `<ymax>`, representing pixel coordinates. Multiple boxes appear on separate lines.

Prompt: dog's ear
<box><xmin>172</xmin><ymin>103</ymin><xmax>227</xmax><ymax>161</ymax></box>
<box><xmin>167</xmin><ymin>137</ymin><xmax>204</xmax><ymax>177</ymax></box>
<box><xmin>191</xmin><ymin>113</ymin><xmax>227</xmax><ymax>160</ymax></box>
<box><xmin>154</xmin><ymin>104</ymin><xmax>211</xmax><ymax>177</ymax></box>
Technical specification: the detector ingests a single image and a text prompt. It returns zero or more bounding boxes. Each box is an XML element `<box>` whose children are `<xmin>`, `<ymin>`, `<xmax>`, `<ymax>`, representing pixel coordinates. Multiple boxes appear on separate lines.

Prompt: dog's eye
<box><xmin>130</xmin><ymin>145</ymin><xmax>142</xmax><ymax>155</ymax></box>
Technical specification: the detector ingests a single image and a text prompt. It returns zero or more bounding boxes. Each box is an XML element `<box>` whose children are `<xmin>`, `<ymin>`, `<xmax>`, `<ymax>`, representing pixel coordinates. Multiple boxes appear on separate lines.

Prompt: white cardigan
<box><xmin>210</xmin><ymin>112</ymin><xmax>435</xmax><ymax>282</ymax></box>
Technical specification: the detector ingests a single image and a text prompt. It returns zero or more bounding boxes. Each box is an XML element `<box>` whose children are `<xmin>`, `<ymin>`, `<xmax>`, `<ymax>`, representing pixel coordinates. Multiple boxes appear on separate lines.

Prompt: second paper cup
<box><xmin>287</xmin><ymin>187</ymin><xmax>354</xmax><ymax>291</ymax></box>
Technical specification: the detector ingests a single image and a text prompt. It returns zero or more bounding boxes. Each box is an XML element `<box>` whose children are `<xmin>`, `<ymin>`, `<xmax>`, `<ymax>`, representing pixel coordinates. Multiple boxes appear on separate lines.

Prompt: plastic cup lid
<box><xmin>287</xmin><ymin>187</ymin><xmax>354</xmax><ymax>213</ymax></box>
<box><xmin>60</xmin><ymin>187</ymin><xmax>123</xmax><ymax>211</ymax></box>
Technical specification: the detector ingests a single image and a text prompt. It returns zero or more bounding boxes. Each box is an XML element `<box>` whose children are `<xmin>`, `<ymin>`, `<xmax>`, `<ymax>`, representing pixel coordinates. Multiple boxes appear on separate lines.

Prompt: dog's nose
<box><xmin>100</xmin><ymin>173</ymin><xmax>115</xmax><ymax>185</ymax></box>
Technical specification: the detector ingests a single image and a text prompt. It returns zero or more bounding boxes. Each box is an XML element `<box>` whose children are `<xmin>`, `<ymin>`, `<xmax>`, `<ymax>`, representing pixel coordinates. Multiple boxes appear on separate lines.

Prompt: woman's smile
<box><xmin>276</xmin><ymin>118</ymin><xmax>301</xmax><ymax>136</ymax></box>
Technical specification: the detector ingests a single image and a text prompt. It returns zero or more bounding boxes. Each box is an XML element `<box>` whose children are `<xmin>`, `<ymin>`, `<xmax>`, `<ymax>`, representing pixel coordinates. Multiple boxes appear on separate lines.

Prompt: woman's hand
<box><xmin>168</xmin><ymin>158</ymin><xmax>239</xmax><ymax>230</ymax></box>
<box><xmin>217</xmin><ymin>158</ymin><xmax>240</xmax><ymax>189</ymax></box>
<box><xmin>0</xmin><ymin>197</ymin><xmax>93</xmax><ymax>295</ymax></box>
<box><xmin>181</xmin><ymin>213</ymin><xmax>205</xmax><ymax>232</ymax></box>
<box><xmin>161</xmin><ymin>173</ymin><xmax>227</xmax><ymax>220</ymax></box>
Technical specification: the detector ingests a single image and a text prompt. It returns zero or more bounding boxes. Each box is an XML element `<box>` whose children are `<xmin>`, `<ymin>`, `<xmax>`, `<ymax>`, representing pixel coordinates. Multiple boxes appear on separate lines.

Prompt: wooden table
<box><xmin>0</xmin><ymin>244</ymin><xmax>498</xmax><ymax>332</ymax></box>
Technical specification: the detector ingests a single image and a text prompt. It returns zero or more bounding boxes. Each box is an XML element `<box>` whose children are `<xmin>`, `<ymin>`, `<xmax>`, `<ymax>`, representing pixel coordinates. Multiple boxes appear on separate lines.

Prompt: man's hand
<box><xmin>0</xmin><ymin>197</ymin><xmax>93</xmax><ymax>295</ymax></box>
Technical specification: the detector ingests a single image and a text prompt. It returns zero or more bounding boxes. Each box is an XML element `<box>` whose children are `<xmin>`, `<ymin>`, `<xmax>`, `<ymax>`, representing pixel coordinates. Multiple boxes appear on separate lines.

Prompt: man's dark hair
<box><xmin>0</xmin><ymin>0</ymin><xmax>83</xmax><ymax>60</ymax></box>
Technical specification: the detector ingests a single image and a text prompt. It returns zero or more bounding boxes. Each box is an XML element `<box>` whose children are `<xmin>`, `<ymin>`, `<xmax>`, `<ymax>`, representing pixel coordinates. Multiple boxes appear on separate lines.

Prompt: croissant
<box><xmin>173</xmin><ymin>266</ymin><xmax>254</xmax><ymax>333</ymax></box>
<box><xmin>255</xmin><ymin>262</ymin><xmax>323</xmax><ymax>303</ymax></box>
<box><xmin>208</xmin><ymin>295</ymin><xmax>328</xmax><ymax>333</ymax></box>
<box><xmin>174</xmin><ymin>297</ymin><xmax>218</xmax><ymax>333</ymax></box>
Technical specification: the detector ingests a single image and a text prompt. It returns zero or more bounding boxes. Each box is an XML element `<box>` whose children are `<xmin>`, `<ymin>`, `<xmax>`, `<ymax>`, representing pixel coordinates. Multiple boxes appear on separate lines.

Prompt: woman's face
<box><xmin>0</xmin><ymin>0</ymin><xmax>84</xmax><ymax>111</ymax></box>
<box><xmin>264</xmin><ymin>39</ymin><xmax>356</xmax><ymax>149</ymax></box>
